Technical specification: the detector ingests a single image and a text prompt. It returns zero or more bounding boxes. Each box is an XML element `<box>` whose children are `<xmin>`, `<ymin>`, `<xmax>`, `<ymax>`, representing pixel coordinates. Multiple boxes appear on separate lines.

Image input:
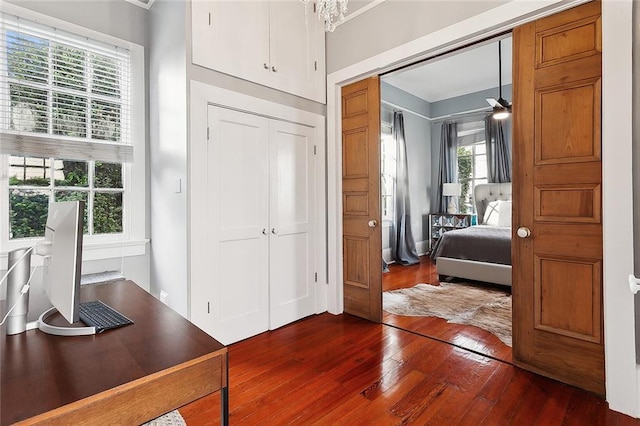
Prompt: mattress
<box><xmin>431</xmin><ymin>225</ymin><xmax>511</xmax><ymax>265</ymax></box>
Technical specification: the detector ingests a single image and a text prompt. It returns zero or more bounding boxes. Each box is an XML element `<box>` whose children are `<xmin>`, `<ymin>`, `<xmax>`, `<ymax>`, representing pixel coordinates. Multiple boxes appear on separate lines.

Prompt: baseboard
<box><xmin>383</xmin><ymin>241</ymin><xmax>429</xmax><ymax>263</ymax></box>
<box><xmin>382</xmin><ymin>248</ymin><xmax>392</xmax><ymax>263</ymax></box>
<box><xmin>416</xmin><ymin>240</ymin><xmax>429</xmax><ymax>256</ymax></box>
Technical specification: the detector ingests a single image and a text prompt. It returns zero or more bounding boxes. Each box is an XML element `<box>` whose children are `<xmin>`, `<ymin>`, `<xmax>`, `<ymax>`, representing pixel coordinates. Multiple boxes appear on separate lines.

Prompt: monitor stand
<box><xmin>26</xmin><ymin>308</ymin><xmax>96</xmax><ymax>336</ymax></box>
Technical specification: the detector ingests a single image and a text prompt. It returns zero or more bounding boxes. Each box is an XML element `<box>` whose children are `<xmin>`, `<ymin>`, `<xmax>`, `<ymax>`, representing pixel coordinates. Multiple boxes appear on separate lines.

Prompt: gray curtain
<box><xmin>436</xmin><ymin>122</ymin><xmax>458</xmax><ymax>213</ymax></box>
<box><xmin>393</xmin><ymin>112</ymin><xmax>420</xmax><ymax>265</ymax></box>
<box><xmin>485</xmin><ymin>116</ymin><xmax>512</xmax><ymax>183</ymax></box>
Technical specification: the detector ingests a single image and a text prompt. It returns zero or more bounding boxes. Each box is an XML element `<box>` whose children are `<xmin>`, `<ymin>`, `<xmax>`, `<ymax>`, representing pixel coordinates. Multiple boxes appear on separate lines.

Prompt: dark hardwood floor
<box><xmin>382</xmin><ymin>256</ymin><xmax>440</xmax><ymax>292</ymax></box>
<box><xmin>383</xmin><ymin>256</ymin><xmax>513</xmax><ymax>363</ymax></box>
<box><xmin>180</xmin><ymin>313</ymin><xmax>637</xmax><ymax>425</ymax></box>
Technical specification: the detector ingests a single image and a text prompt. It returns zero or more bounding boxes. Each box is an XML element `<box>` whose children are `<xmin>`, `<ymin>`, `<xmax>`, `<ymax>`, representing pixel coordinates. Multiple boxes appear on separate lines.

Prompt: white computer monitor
<box><xmin>41</xmin><ymin>200</ymin><xmax>84</xmax><ymax>325</ymax></box>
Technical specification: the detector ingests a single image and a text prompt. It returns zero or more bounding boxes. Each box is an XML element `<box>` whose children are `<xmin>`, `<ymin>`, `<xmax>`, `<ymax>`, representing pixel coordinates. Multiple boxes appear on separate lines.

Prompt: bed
<box><xmin>432</xmin><ymin>182</ymin><xmax>512</xmax><ymax>286</ymax></box>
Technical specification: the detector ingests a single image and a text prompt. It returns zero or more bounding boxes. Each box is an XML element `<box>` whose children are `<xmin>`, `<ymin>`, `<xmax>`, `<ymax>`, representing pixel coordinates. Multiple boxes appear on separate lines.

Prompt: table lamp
<box><xmin>443</xmin><ymin>183</ymin><xmax>461</xmax><ymax>214</ymax></box>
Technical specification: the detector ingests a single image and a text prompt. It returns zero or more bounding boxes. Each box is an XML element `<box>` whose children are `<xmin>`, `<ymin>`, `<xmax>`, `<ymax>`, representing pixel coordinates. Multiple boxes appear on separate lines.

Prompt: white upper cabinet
<box><xmin>191</xmin><ymin>1</ymin><xmax>326</xmax><ymax>103</ymax></box>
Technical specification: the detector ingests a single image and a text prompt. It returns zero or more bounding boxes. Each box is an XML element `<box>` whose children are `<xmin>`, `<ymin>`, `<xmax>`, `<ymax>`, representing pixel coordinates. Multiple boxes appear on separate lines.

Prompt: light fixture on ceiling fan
<box><xmin>300</xmin><ymin>0</ymin><xmax>348</xmax><ymax>32</ymax></box>
<box><xmin>486</xmin><ymin>39</ymin><xmax>512</xmax><ymax>120</ymax></box>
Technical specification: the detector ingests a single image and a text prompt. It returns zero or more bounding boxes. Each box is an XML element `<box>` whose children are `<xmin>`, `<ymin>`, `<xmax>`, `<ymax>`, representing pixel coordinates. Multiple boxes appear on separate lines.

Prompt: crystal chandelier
<box><xmin>301</xmin><ymin>0</ymin><xmax>349</xmax><ymax>32</ymax></box>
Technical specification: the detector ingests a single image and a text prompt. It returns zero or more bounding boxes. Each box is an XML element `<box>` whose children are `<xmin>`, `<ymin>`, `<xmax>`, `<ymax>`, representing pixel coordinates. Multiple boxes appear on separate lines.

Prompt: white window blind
<box><xmin>0</xmin><ymin>13</ymin><xmax>133</xmax><ymax>163</ymax></box>
<box><xmin>457</xmin><ymin>120</ymin><xmax>485</xmax><ymax>147</ymax></box>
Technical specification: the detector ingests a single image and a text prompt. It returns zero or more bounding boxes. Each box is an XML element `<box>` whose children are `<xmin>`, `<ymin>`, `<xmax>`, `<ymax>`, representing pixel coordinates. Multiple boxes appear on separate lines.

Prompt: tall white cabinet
<box><xmin>149</xmin><ymin>1</ymin><xmax>326</xmax><ymax>337</ymax></box>
<box><xmin>191</xmin><ymin>0</ymin><xmax>326</xmax><ymax>103</ymax></box>
<box><xmin>189</xmin><ymin>105</ymin><xmax>317</xmax><ymax>345</ymax></box>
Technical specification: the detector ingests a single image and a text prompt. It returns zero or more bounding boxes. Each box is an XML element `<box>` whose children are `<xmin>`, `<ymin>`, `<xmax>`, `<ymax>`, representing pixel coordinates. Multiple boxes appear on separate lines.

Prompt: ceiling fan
<box><xmin>486</xmin><ymin>39</ymin><xmax>512</xmax><ymax>120</ymax></box>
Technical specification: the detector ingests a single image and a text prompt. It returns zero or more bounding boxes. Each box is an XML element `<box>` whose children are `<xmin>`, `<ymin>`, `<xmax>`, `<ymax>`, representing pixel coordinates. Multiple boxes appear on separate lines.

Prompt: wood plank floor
<box><xmin>382</xmin><ymin>256</ymin><xmax>513</xmax><ymax>363</ymax></box>
<box><xmin>180</xmin><ymin>313</ymin><xmax>637</xmax><ymax>425</ymax></box>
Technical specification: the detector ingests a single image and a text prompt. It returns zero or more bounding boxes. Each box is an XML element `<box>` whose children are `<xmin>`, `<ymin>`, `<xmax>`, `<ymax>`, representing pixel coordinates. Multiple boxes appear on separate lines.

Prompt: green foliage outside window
<box><xmin>457</xmin><ymin>147</ymin><xmax>472</xmax><ymax>213</ymax></box>
<box><xmin>9</xmin><ymin>190</ymin><xmax>49</xmax><ymax>239</ymax></box>
<box><xmin>94</xmin><ymin>192</ymin><xmax>123</xmax><ymax>234</ymax></box>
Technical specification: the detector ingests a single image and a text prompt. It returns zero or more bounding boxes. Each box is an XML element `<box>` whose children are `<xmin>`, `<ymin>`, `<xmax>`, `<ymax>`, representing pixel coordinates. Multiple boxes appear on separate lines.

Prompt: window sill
<box><xmin>1</xmin><ymin>239</ymin><xmax>149</xmax><ymax>269</ymax></box>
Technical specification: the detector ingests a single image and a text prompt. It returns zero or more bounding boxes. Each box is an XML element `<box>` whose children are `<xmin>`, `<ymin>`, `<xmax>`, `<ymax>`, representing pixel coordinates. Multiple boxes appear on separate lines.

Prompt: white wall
<box><xmin>326</xmin><ymin>0</ymin><xmax>510</xmax><ymax>73</ymax></box>
<box><xmin>147</xmin><ymin>0</ymin><xmax>188</xmax><ymax>315</ymax></box>
<box><xmin>4</xmin><ymin>0</ymin><xmax>148</xmax><ymax>46</ymax></box>
<box><xmin>633</xmin><ymin>0</ymin><xmax>640</xmax><ymax>362</ymax></box>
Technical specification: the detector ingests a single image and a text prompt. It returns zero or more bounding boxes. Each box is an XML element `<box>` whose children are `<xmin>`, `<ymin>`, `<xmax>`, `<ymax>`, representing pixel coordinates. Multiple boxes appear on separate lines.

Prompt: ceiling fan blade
<box><xmin>486</xmin><ymin>98</ymin><xmax>499</xmax><ymax>107</ymax></box>
<box><xmin>497</xmin><ymin>97</ymin><xmax>512</xmax><ymax>109</ymax></box>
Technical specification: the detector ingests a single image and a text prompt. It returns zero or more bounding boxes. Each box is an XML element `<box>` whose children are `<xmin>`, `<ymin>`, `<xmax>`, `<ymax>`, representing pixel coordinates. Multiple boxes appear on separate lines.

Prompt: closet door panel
<box><xmin>205</xmin><ymin>106</ymin><xmax>270</xmax><ymax>345</ymax></box>
<box><xmin>191</xmin><ymin>1</ymin><xmax>270</xmax><ymax>85</ymax></box>
<box><xmin>269</xmin><ymin>0</ymin><xmax>324</xmax><ymax>102</ymax></box>
<box><xmin>269</xmin><ymin>121</ymin><xmax>316</xmax><ymax>329</ymax></box>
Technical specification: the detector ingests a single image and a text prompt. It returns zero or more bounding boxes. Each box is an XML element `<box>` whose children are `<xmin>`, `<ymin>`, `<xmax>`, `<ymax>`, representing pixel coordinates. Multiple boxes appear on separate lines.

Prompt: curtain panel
<box><xmin>436</xmin><ymin>122</ymin><xmax>458</xmax><ymax>213</ymax></box>
<box><xmin>392</xmin><ymin>112</ymin><xmax>419</xmax><ymax>265</ymax></box>
<box><xmin>484</xmin><ymin>116</ymin><xmax>512</xmax><ymax>183</ymax></box>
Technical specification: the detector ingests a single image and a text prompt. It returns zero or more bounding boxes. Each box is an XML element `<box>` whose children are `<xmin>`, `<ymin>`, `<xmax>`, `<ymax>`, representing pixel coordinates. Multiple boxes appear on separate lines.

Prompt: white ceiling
<box><xmin>382</xmin><ymin>37</ymin><xmax>512</xmax><ymax>103</ymax></box>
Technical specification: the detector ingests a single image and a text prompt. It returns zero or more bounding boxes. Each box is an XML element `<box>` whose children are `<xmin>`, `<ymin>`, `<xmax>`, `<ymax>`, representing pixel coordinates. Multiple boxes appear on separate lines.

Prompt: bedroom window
<box><xmin>0</xmin><ymin>8</ymin><xmax>146</xmax><ymax>257</ymax></box>
<box><xmin>457</xmin><ymin>120</ymin><xmax>487</xmax><ymax>213</ymax></box>
<box><xmin>380</xmin><ymin>124</ymin><xmax>395</xmax><ymax>221</ymax></box>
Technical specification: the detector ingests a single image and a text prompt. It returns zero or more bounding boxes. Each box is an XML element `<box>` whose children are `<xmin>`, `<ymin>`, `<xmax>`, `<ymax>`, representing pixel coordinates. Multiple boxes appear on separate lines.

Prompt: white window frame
<box><xmin>0</xmin><ymin>3</ymin><xmax>146</xmax><ymax>267</ymax></box>
<box><xmin>456</xmin><ymin>119</ymin><xmax>487</xmax><ymax>214</ymax></box>
<box><xmin>380</xmin><ymin>122</ymin><xmax>395</xmax><ymax>224</ymax></box>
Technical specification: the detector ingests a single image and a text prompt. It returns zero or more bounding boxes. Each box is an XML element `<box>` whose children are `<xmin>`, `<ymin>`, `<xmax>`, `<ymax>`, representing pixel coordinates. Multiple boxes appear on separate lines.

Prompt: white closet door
<box><xmin>206</xmin><ymin>106</ymin><xmax>270</xmax><ymax>344</ymax></box>
<box><xmin>268</xmin><ymin>121</ymin><xmax>316</xmax><ymax>329</ymax></box>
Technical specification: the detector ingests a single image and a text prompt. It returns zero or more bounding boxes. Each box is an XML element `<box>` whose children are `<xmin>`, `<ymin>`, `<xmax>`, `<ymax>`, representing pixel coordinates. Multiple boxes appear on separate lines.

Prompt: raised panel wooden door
<box><xmin>512</xmin><ymin>1</ymin><xmax>604</xmax><ymax>394</ymax></box>
<box><xmin>342</xmin><ymin>77</ymin><xmax>382</xmax><ymax>322</ymax></box>
<box><xmin>202</xmin><ymin>105</ymin><xmax>270</xmax><ymax>345</ymax></box>
<box><xmin>268</xmin><ymin>120</ymin><xmax>316</xmax><ymax>330</ymax></box>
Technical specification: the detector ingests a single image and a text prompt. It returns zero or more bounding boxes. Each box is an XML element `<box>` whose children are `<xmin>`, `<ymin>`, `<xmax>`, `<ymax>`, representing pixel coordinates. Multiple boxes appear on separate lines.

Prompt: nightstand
<box><xmin>429</xmin><ymin>213</ymin><xmax>474</xmax><ymax>251</ymax></box>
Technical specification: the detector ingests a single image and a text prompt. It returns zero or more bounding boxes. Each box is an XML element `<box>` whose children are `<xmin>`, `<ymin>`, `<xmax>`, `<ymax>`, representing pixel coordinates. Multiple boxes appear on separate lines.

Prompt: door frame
<box><xmin>326</xmin><ymin>0</ymin><xmax>637</xmax><ymax>417</ymax></box>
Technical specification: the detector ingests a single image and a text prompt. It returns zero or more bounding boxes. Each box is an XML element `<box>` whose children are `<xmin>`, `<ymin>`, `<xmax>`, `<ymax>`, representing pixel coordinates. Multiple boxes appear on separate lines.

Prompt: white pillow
<box><xmin>482</xmin><ymin>200</ymin><xmax>512</xmax><ymax>227</ymax></box>
<box><xmin>483</xmin><ymin>200</ymin><xmax>502</xmax><ymax>226</ymax></box>
<box><xmin>498</xmin><ymin>200</ymin><xmax>512</xmax><ymax>227</ymax></box>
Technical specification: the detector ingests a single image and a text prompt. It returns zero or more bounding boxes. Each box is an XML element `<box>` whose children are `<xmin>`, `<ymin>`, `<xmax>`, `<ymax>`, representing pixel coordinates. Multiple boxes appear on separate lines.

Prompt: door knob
<box><xmin>271</xmin><ymin>65</ymin><xmax>278</xmax><ymax>72</ymax></box>
<box><xmin>517</xmin><ymin>227</ymin><xmax>531</xmax><ymax>238</ymax></box>
<box><xmin>263</xmin><ymin>63</ymin><xmax>269</xmax><ymax>70</ymax></box>
<box><xmin>629</xmin><ymin>274</ymin><xmax>640</xmax><ymax>295</ymax></box>
<box><xmin>271</xmin><ymin>228</ymin><xmax>277</xmax><ymax>234</ymax></box>
<box><xmin>262</xmin><ymin>228</ymin><xmax>267</xmax><ymax>235</ymax></box>
<box><xmin>368</xmin><ymin>219</ymin><xmax>377</xmax><ymax>228</ymax></box>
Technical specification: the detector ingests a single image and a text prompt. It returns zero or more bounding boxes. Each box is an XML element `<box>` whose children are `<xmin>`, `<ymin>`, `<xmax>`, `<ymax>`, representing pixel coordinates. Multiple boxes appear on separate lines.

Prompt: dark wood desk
<box><xmin>1</xmin><ymin>280</ymin><xmax>228</xmax><ymax>425</ymax></box>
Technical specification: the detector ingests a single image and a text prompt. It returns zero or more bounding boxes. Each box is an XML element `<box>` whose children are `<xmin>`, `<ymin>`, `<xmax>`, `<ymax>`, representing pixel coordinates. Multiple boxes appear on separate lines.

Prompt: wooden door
<box><xmin>269</xmin><ymin>120</ymin><xmax>316</xmax><ymax>330</ymax></box>
<box><xmin>201</xmin><ymin>105</ymin><xmax>270</xmax><ymax>345</ymax></box>
<box><xmin>512</xmin><ymin>1</ymin><xmax>604</xmax><ymax>394</ymax></box>
<box><xmin>342</xmin><ymin>77</ymin><xmax>382</xmax><ymax>322</ymax></box>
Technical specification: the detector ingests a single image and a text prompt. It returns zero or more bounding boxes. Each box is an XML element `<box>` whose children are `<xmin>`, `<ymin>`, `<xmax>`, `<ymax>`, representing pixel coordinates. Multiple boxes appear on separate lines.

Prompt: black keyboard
<box><xmin>79</xmin><ymin>300</ymin><xmax>134</xmax><ymax>333</ymax></box>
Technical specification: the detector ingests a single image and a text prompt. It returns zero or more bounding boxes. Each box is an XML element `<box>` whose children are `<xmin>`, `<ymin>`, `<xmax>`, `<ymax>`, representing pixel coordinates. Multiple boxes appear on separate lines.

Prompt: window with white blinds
<box><xmin>0</xmin><ymin>13</ymin><xmax>133</xmax><ymax>163</ymax></box>
<box><xmin>0</xmin><ymin>11</ymin><xmax>140</xmax><ymax>243</ymax></box>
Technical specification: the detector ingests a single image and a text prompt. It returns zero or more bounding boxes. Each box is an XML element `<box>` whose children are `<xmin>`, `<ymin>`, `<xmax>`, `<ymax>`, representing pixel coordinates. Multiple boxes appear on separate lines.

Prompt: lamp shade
<box><xmin>442</xmin><ymin>183</ymin><xmax>461</xmax><ymax>197</ymax></box>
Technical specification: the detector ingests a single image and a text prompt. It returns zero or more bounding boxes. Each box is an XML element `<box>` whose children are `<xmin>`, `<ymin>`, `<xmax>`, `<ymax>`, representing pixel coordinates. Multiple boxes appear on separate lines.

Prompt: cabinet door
<box><xmin>268</xmin><ymin>1</ymin><xmax>326</xmax><ymax>102</ymax></box>
<box><xmin>198</xmin><ymin>105</ymin><xmax>270</xmax><ymax>345</ymax></box>
<box><xmin>191</xmin><ymin>1</ymin><xmax>270</xmax><ymax>85</ymax></box>
<box><xmin>268</xmin><ymin>120</ymin><xmax>316</xmax><ymax>329</ymax></box>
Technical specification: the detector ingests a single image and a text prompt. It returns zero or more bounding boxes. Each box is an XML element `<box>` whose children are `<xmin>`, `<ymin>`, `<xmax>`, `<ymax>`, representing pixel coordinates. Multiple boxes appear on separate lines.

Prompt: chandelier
<box><xmin>301</xmin><ymin>0</ymin><xmax>349</xmax><ymax>32</ymax></box>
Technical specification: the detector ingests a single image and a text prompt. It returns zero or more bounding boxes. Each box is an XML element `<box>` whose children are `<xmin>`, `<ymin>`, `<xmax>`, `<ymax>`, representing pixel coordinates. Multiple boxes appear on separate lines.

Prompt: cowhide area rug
<box><xmin>383</xmin><ymin>282</ymin><xmax>512</xmax><ymax>347</ymax></box>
